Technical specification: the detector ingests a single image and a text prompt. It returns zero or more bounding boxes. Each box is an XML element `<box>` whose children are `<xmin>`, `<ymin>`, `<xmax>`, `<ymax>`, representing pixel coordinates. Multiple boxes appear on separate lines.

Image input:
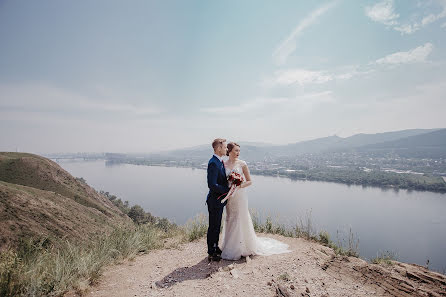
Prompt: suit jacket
<box><xmin>206</xmin><ymin>155</ymin><xmax>230</xmax><ymax>208</ymax></box>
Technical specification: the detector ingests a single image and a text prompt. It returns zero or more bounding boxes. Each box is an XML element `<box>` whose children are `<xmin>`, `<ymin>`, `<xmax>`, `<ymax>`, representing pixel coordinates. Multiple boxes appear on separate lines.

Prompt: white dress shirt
<box><xmin>213</xmin><ymin>153</ymin><xmax>223</xmax><ymax>163</ymax></box>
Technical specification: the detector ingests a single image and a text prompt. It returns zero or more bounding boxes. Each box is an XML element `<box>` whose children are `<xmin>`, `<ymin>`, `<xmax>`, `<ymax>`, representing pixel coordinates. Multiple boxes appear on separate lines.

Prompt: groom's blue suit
<box><xmin>206</xmin><ymin>155</ymin><xmax>230</xmax><ymax>255</ymax></box>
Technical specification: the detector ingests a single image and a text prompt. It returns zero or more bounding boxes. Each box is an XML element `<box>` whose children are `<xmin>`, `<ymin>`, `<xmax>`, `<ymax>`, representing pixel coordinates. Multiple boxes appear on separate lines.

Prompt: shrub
<box><xmin>183</xmin><ymin>214</ymin><xmax>208</xmax><ymax>242</ymax></box>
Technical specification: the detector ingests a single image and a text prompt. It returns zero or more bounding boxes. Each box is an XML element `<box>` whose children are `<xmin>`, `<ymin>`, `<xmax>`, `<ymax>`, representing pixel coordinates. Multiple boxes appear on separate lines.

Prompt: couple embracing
<box><xmin>206</xmin><ymin>138</ymin><xmax>290</xmax><ymax>262</ymax></box>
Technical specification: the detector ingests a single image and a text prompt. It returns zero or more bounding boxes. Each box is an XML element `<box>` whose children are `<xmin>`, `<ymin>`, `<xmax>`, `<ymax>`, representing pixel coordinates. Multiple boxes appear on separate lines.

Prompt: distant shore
<box><xmin>49</xmin><ymin>156</ymin><xmax>446</xmax><ymax>194</ymax></box>
<box><xmin>108</xmin><ymin>159</ymin><xmax>446</xmax><ymax>194</ymax></box>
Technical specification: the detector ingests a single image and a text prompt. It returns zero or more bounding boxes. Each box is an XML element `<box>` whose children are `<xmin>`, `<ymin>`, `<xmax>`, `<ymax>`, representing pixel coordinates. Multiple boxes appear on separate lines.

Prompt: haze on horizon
<box><xmin>1</xmin><ymin>0</ymin><xmax>445</xmax><ymax>154</ymax></box>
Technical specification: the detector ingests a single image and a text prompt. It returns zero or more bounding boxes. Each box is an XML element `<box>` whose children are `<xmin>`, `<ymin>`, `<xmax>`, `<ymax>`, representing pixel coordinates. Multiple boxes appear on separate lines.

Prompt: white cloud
<box><xmin>200</xmin><ymin>91</ymin><xmax>335</xmax><ymax>116</ymax></box>
<box><xmin>375</xmin><ymin>43</ymin><xmax>433</xmax><ymax>65</ymax></box>
<box><xmin>442</xmin><ymin>21</ymin><xmax>446</xmax><ymax>28</ymax></box>
<box><xmin>352</xmin><ymin>81</ymin><xmax>446</xmax><ymax>133</ymax></box>
<box><xmin>200</xmin><ymin>97</ymin><xmax>289</xmax><ymax>114</ymax></box>
<box><xmin>393</xmin><ymin>23</ymin><xmax>420</xmax><ymax>34</ymax></box>
<box><xmin>422</xmin><ymin>13</ymin><xmax>438</xmax><ymax>26</ymax></box>
<box><xmin>272</xmin><ymin>1</ymin><xmax>337</xmax><ymax>65</ymax></box>
<box><xmin>333</xmin><ymin>65</ymin><xmax>375</xmax><ymax>80</ymax></box>
<box><xmin>294</xmin><ymin>91</ymin><xmax>335</xmax><ymax>107</ymax></box>
<box><xmin>365</xmin><ymin>0</ymin><xmax>399</xmax><ymax>26</ymax></box>
<box><xmin>395</xmin><ymin>6</ymin><xmax>446</xmax><ymax>34</ymax></box>
<box><xmin>274</xmin><ymin>69</ymin><xmax>333</xmax><ymax>86</ymax></box>
<box><xmin>0</xmin><ymin>83</ymin><xmax>162</xmax><ymax>117</ymax></box>
<box><xmin>263</xmin><ymin>65</ymin><xmax>373</xmax><ymax>89</ymax></box>
<box><xmin>367</xmin><ymin>0</ymin><xmax>446</xmax><ymax>35</ymax></box>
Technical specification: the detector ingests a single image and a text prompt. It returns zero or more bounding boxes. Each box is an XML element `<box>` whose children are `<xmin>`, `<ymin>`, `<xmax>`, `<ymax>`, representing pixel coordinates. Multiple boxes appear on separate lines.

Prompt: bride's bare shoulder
<box><xmin>237</xmin><ymin>159</ymin><xmax>247</xmax><ymax>166</ymax></box>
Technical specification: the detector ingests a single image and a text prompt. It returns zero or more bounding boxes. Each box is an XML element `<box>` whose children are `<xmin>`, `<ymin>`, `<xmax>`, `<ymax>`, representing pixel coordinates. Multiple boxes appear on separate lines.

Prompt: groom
<box><xmin>206</xmin><ymin>138</ymin><xmax>230</xmax><ymax>261</ymax></box>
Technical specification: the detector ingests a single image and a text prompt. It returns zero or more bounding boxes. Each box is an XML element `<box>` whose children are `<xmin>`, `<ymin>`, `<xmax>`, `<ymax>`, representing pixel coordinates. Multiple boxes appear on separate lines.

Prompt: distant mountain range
<box><xmin>155</xmin><ymin>128</ymin><xmax>446</xmax><ymax>161</ymax></box>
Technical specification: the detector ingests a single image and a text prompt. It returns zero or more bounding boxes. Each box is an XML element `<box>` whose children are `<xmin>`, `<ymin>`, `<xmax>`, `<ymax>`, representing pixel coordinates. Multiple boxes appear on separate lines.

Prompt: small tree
<box><xmin>128</xmin><ymin>205</ymin><xmax>147</xmax><ymax>224</ymax></box>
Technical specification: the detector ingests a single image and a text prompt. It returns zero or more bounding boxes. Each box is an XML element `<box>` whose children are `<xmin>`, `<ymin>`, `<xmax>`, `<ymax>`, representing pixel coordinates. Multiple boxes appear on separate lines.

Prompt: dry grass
<box><xmin>371</xmin><ymin>250</ymin><xmax>398</xmax><ymax>265</ymax></box>
<box><xmin>251</xmin><ymin>209</ymin><xmax>360</xmax><ymax>257</ymax></box>
<box><xmin>0</xmin><ymin>224</ymin><xmax>177</xmax><ymax>297</ymax></box>
<box><xmin>183</xmin><ymin>213</ymin><xmax>208</xmax><ymax>242</ymax></box>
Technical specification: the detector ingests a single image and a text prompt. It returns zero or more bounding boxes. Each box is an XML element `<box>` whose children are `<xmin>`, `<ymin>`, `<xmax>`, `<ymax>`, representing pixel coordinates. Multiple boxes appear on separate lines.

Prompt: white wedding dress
<box><xmin>219</xmin><ymin>159</ymin><xmax>291</xmax><ymax>260</ymax></box>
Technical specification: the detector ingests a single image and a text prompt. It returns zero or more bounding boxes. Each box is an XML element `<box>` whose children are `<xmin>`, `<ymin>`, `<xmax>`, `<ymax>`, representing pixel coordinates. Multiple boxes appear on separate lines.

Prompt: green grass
<box><xmin>318</xmin><ymin>230</ymin><xmax>359</xmax><ymax>257</ymax></box>
<box><xmin>278</xmin><ymin>272</ymin><xmax>290</xmax><ymax>281</ymax></box>
<box><xmin>0</xmin><ymin>153</ymin><xmax>111</xmax><ymax>215</ymax></box>
<box><xmin>371</xmin><ymin>250</ymin><xmax>398</xmax><ymax>265</ymax></box>
<box><xmin>183</xmin><ymin>213</ymin><xmax>208</xmax><ymax>242</ymax></box>
<box><xmin>0</xmin><ymin>224</ymin><xmax>177</xmax><ymax>297</ymax></box>
<box><xmin>251</xmin><ymin>209</ymin><xmax>360</xmax><ymax>257</ymax></box>
<box><xmin>0</xmin><ymin>211</ymin><xmax>362</xmax><ymax>296</ymax></box>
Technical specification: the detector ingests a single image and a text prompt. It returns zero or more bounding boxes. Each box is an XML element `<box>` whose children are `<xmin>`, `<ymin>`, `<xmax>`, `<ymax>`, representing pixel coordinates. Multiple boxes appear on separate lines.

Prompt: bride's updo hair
<box><xmin>226</xmin><ymin>142</ymin><xmax>240</xmax><ymax>156</ymax></box>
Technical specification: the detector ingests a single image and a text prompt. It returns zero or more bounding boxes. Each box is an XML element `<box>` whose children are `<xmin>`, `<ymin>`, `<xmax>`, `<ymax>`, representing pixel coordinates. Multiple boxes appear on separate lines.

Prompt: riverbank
<box><xmin>118</xmin><ymin>160</ymin><xmax>446</xmax><ymax>194</ymax></box>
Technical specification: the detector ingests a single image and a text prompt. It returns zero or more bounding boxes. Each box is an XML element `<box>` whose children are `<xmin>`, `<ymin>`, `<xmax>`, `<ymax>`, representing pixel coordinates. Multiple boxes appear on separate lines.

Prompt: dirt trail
<box><xmin>79</xmin><ymin>234</ymin><xmax>446</xmax><ymax>297</ymax></box>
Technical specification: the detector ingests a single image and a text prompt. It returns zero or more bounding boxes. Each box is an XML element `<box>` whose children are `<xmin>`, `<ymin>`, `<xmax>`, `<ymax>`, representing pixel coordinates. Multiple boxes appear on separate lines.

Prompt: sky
<box><xmin>0</xmin><ymin>0</ymin><xmax>445</xmax><ymax>153</ymax></box>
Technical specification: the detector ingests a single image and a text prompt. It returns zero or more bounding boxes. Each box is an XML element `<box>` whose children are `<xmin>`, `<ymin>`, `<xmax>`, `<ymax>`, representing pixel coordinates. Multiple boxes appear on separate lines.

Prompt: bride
<box><xmin>219</xmin><ymin>142</ymin><xmax>290</xmax><ymax>260</ymax></box>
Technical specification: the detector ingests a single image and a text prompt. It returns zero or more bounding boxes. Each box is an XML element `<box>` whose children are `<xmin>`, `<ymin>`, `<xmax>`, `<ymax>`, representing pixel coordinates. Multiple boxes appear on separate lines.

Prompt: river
<box><xmin>56</xmin><ymin>159</ymin><xmax>446</xmax><ymax>273</ymax></box>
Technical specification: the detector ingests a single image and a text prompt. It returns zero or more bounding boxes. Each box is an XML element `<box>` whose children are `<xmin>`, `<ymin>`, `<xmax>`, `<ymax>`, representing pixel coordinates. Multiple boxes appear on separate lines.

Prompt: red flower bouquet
<box><xmin>220</xmin><ymin>171</ymin><xmax>245</xmax><ymax>203</ymax></box>
<box><xmin>228</xmin><ymin>172</ymin><xmax>244</xmax><ymax>187</ymax></box>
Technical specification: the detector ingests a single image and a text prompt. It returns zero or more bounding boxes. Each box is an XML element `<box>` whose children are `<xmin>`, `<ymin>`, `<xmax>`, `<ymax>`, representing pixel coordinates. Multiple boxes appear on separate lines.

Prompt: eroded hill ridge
<box><xmin>0</xmin><ymin>152</ymin><xmax>130</xmax><ymax>249</ymax></box>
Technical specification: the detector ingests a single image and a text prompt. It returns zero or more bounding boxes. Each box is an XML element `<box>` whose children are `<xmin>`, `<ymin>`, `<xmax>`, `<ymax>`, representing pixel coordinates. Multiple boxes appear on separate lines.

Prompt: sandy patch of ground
<box><xmin>79</xmin><ymin>234</ymin><xmax>445</xmax><ymax>297</ymax></box>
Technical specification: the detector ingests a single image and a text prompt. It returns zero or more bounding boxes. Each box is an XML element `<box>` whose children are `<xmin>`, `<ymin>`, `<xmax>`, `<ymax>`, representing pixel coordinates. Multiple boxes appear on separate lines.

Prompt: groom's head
<box><xmin>212</xmin><ymin>138</ymin><xmax>227</xmax><ymax>157</ymax></box>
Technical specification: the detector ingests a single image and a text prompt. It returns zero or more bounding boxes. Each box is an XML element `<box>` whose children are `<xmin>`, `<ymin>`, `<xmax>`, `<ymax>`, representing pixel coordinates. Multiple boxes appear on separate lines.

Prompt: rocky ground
<box><xmin>77</xmin><ymin>234</ymin><xmax>446</xmax><ymax>297</ymax></box>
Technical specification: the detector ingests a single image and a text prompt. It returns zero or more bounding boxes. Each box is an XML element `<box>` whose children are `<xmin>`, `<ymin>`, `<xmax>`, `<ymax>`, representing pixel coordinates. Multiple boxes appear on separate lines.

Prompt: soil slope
<box><xmin>0</xmin><ymin>152</ymin><xmax>130</xmax><ymax>248</ymax></box>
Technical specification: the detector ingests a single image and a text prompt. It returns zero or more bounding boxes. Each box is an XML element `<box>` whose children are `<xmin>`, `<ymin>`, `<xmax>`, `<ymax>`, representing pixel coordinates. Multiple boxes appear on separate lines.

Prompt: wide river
<box><xmin>57</xmin><ymin>160</ymin><xmax>446</xmax><ymax>273</ymax></box>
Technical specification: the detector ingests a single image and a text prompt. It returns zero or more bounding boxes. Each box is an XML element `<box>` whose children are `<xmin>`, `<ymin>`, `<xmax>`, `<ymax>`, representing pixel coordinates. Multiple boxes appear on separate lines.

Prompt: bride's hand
<box><xmin>228</xmin><ymin>184</ymin><xmax>236</xmax><ymax>196</ymax></box>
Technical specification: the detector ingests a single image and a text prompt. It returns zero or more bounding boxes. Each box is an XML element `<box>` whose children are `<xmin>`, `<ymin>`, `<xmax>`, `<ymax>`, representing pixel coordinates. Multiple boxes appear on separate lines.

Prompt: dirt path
<box><xmin>80</xmin><ymin>234</ymin><xmax>446</xmax><ymax>297</ymax></box>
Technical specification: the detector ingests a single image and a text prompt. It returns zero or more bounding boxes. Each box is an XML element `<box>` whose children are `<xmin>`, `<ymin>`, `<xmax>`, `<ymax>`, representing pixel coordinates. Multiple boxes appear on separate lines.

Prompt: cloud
<box><xmin>272</xmin><ymin>1</ymin><xmax>337</xmax><ymax>65</ymax></box>
<box><xmin>263</xmin><ymin>65</ymin><xmax>374</xmax><ymax>89</ymax></box>
<box><xmin>200</xmin><ymin>91</ymin><xmax>335</xmax><ymax>116</ymax></box>
<box><xmin>274</xmin><ymin>69</ymin><xmax>333</xmax><ymax>86</ymax></box>
<box><xmin>264</xmin><ymin>42</ymin><xmax>432</xmax><ymax>90</ymax></box>
<box><xmin>365</xmin><ymin>0</ymin><xmax>399</xmax><ymax>26</ymax></box>
<box><xmin>393</xmin><ymin>23</ymin><xmax>420</xmax><ymax>34</ymax></box>
<box><xmin>366</xmin><ymin>0</ymin><xmax>446</xmax><ymax>35</ymax></box>
<box><xmin>422</xmin><ymin>1</ymin><xmax>446</xmax><ymax>24</ymax></box>
<box><xmin>442</xmin><ymin>21</ymin><xmax>446</xmax><ymax>28</ymax></box>
<box><xmin>200</xmin><ymin>97</ymin><xmax>289</xmax><ymax>114</ymax></box>
<box><xmin>422</xmin><ymin>13</ymin><xmax>438</xmax><ymax>26</ymax></box>
<box><xmin>396</xmin><ymin>6</ymin><xmax>446</xmax><ymax>34</ymax></box>
<box><xmin>375</xmin><ymin>43</ymin><xmax>433</xmax><ymax>65</ymax></box>
<box><xmin>0</xmin><ymin>83</ymin><xmax>162</xmax><ymax>117</ymax></box>
<box><xmin>294</xmin><ymin>90</ymin><xmax>335</xmax><ymax>107</ymax></box>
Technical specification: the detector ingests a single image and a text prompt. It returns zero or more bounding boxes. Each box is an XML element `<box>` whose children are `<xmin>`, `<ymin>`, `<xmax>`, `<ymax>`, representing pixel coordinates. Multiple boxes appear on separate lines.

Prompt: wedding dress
<box><xmin>219</xmin><ymin>160</ymin><xmax>291</xmax><ymax>260</ymax></box>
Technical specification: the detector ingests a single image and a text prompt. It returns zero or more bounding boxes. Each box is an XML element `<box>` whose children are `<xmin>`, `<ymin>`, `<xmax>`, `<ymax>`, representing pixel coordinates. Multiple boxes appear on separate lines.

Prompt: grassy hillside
<box><xmin>0</xmin><ymin>152</ymin><xmax>130</xmax><ymax>249</ymax></box>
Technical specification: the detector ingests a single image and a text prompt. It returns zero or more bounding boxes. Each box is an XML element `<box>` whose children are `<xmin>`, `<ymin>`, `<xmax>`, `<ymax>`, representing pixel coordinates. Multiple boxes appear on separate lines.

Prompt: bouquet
<box><xmin>220</xmin><ymin>172</ymin><xmax>244</xmax><ymax>203</ymax></box>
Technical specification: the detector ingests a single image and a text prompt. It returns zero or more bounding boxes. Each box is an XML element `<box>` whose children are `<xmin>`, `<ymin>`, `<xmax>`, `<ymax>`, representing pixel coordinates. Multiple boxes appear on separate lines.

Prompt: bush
<box><xmin>183</xmin><ymin>214</ymin><xmax>208</xmax><ymax>242</ymax></box>
<box><xmin>128</xmin><ymin>205</ymin><xmax>156</xmax><ymax>225</ymax></box>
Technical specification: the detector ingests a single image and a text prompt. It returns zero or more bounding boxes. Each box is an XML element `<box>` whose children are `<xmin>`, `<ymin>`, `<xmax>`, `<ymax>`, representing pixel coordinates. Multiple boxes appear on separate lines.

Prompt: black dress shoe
<box><xmin>216</xmin><ymin>247</ymin><xmax>222</xmax><ymax>256</ymax></box>
<box><xmin>208</xmin><ymin>253</ymin><xmax>221</xmax><ymax>262</ymax></box>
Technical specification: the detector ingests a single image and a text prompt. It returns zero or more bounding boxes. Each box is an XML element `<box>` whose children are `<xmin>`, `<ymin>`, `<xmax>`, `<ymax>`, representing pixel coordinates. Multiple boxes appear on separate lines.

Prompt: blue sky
<box><xmin>1</xmin><ymin>0</ymin><xmax>445</xmax><ymax>153</ymax></box>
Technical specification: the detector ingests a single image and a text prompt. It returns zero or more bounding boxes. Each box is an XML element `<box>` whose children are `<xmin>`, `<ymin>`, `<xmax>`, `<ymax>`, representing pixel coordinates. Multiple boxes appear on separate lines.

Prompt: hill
<box><xmin>140</xmin><ymin>128</ymin><xmax>442</xmax><ymax>161</ymax></box>
<box><xmin>0</xmin><ymin>152</ymin><xmax>130</xmax><ymax>249</ymax></box>
<box><xmin>358</xmin><ymin>128</ymin><xmax>446</xmax><ymax>158</ymax></box>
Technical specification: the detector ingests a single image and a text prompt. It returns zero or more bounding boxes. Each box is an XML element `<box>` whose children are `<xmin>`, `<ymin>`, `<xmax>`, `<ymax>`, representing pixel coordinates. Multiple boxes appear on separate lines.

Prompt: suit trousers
<box><xmin>207</xmin><ymin>203</ymin><xmax>224</xmax><ymax>255</ymax></box>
